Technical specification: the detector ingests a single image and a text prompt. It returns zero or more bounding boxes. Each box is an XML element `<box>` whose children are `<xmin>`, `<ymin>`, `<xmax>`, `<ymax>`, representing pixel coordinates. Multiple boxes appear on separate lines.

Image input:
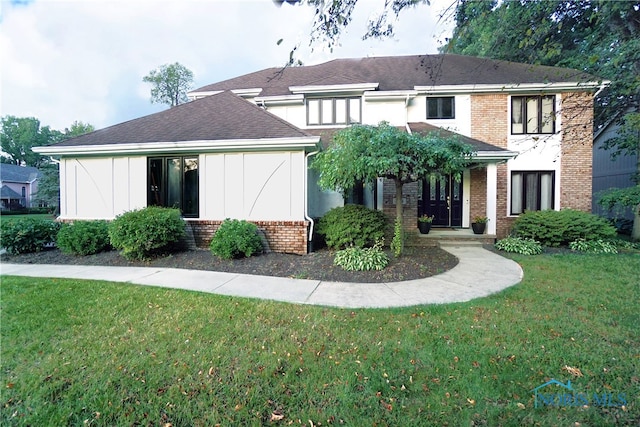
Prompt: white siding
<box><xmin>201</xmin><ymin>151</ymin><xmax>306</xmax><ymax>220</ymax></box>
<box><xmin>60</xmin><ymin>157</ymin><xmax>146</xmax><ymax>220</ymax></box>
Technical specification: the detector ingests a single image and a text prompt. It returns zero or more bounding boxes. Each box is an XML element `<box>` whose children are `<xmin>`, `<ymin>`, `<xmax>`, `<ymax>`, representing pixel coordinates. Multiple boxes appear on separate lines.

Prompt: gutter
<box><xmin>304</xmin><ymin>149</ymin><xmax>320</xmax><ymax>251</ymax></box>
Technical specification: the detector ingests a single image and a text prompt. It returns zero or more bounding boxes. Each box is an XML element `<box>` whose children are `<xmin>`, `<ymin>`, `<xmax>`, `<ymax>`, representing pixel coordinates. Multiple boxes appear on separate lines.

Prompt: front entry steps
<box><xmin>406</xmin><ymin>228</ymin><xmax>496</xmax><ymax>248</ymax></box>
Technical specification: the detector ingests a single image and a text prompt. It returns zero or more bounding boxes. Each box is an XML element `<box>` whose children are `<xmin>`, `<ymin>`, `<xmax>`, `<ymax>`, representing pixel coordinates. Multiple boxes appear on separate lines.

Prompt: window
<box><xmin>148</xmin><ymin>156</ymin><xmax>199</xmax><ymax>217</ymax></box>
<box><xmin>427</xmin><ymin>97</ymin><xmax>455</xmax><ymax>119</ymax></box>
<box><xmin>511</xmin><ymin>171</ymin><xmax>554</xmax><ymax>215</ymax></box>
<box><xmin>21</xmin><ymin>187</ymin><xmax>26</xmax><ymax>197</ymax></box>
<box><xmin>307</xmin><ymin>97</ymin><xmax>361</xmax><ymax>125</ymax></box>
<box><xmin>511</xmin><ymin>95</ymin><xmax>555</xmax><ymax>134</ymax></box>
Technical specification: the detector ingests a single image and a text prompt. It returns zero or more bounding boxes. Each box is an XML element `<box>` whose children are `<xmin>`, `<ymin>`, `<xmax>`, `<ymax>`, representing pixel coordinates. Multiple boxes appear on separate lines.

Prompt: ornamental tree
<box><xmin>312</xmin><ymin>122</ymin><xmax>473</xmax><ymax>254</ymax></box>
<box><xmin>143</xmin><ymin>62</ymin><xmax>194</xmax><ymax>107</ymax></box>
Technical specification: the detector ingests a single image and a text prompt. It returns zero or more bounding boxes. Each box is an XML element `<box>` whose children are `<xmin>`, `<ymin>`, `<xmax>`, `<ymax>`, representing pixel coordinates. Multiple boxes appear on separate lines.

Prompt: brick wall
<box><xmin>471</xmin><ymin>94</ymin><xmax>511</xmax><ymax>237</ymax></box>
<box><xmin>188</xmin><ymin>220</ymin><xmax>309</xmax><ymax>255</ymax></box>
<box><xmin>559</xmin><ymin>92</ymin><xmax>594</xmax><ymax>212</ymax></box>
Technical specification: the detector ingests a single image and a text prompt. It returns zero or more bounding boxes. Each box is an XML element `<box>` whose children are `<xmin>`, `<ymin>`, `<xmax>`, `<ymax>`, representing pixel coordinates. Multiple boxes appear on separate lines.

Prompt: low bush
<box><xmin>334</xmin><ymin>241</ymin><xmax>389</xmax><ymax>271</ymax></box>
<box><xmin>511</xmin><ymin>209</ymin><xmax>616</xmax><ymax>247</ymax></box>
<box><xmin>210</xmin><ymin>219</ymin><xmax>263</xmax><ymax>259</ymax></box>
<box><xmin>0</xmin><ymin>217</ymin><xmax>60</xmax><ymax>254</ymax></box>
<box><xmin>569</xmin><ymin>238</ymin><xmax>618</xmax><ymax>254</ymax></box>
<box><xmin>495</xmin><ymin>236</ymin><xmax>542</xmax><ymax>255</ymax></box>
<box><xmin>57</xmin><ymin>220</ymin><xmax>111</xmax><ymax>256</ymax></box>
<box><xmin>317</xmin><ymin>204</ymin><xmax>387</xmax><ymax>250</ymax></box>
<box><xmin>108</xmin><ymin>206</ymin><xmax>185</xmax><ymax>260</ymax></box>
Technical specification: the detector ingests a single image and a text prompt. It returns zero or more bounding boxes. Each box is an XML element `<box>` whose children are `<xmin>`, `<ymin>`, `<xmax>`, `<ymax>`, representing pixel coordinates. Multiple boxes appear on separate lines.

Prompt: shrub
<box><xmin>57</xmin><ymin>220</ymin><xmax>111</xmax><ymax>256</ymax></box>
<box><xmin>334</xmin><ymin>241</ymin><xmax>389</xmax><ymax>271</ymax></box>
<box><xmin>390</xmin><ymin>217</ymin><xmax>403</xmax><ymax>257</ymax></box>
<box><xmin>210</xmin><ymin>219</ymin><xmax>263</xmax><ymax>259</ymax></box>
<box><xmin>511</xmin><ymin>209</ymin><xmax>617</xmax><ymax>247</ymax></box>
<box><xmin>495</xmin><ymin>236</ymin><xmax>542</xmax><ymax>255</ymax></box>
<box><xmin>108</xmin><ymin>206</ymin><xmax>185</xmax><ymax>260</ymax></box>
<box><xmin>317</xmin><ymin>204</ymin><xmax>387</xmax><ymax>250</ymax></box>
<box><xmin>569</xmin><ymin>239</ymin><xmax>618</xmax><ymax>254</ymax></box>
<box><xmin>0</xmin><ymin>217</ymin><xmax>60</xmax><ymax>254</ymax></box>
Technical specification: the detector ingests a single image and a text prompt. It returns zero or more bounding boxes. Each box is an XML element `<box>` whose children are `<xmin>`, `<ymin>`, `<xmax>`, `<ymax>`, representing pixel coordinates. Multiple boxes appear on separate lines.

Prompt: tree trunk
<box><xmin>395</xmin><ymin>180</ymin><xmax>404</xmax><ymax>253</ymax></box>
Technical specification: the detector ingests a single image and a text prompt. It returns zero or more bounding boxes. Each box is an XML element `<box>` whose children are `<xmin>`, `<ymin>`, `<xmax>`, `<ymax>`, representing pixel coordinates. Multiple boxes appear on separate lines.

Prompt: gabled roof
<box><xmin>193</xmin><ymin>54</ymin><xmax>602</xmax><ymax>98</ymax></box>
<box><xmin>49</xmin><ymin>91</ymin><xmax>313</xmax><ymax>148</ymax></box>
<box><xmin>1</xmin><ymin>184</ymin><xmax>23</xmax><ymax>199</ymax></box>
<box><xmin>0</xmin><ymin>163</ymin><xmax>41</xmax><ymax>183</ymax></box>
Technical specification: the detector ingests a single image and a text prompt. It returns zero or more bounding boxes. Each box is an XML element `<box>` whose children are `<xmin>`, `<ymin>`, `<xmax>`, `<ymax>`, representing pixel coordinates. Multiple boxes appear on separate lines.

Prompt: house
<box><xmin>0</xmin><ymin>163</ymin><xmax>42</xmax><ymax>210</ymax></box>
<box><xmin>592</xmin><ymin>112</ymin><xmax>638</xmax><ymax>232</ymax></box>
<box><xmin>35</xmin><ymin>54</ymin><xmax>606</xmax><ymax>254</ymax></box>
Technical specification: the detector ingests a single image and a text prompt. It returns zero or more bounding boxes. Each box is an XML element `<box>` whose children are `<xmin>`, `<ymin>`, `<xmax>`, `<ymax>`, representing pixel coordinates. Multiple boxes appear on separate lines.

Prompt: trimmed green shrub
<box><xmin>569</xmin><ymin>238</ymin><xmax>618</xmax><ymax>254</ymax></box>
<box><xmin>0</xmin><ymin>217</ymin><xmax>60</xmax><ymax>254</ymax></box>
<box><xmin>57</xmin><ymin>220</ymin><xmax>111</xmax><ymax>256</ymax></box>
<box><xmin>511</xmin><ymin>209</ymin><xmax>617</xmax><ymax>247</ymax></box>
<box><xmin>210</xmin><ymin>219</ymin><xmax>263</xmax><ymax>259</ymax></box>
<box><xmin>334</xmin><ymin>241</ymin><xmax>389</xmax><ymax>271</ymax></box>
<box><xmin>495</xmin><ymin>236</ymin><xmax>542</xmax><ymax>255</ymax></box>
<box><xmin>108</xmin><ymin>206</ymin><xmax>185</xmax><ymax>260</ymax></box>
<box><xmin>317</xmin><ymin>204</ymin><xmax>387</xmax><ymax>250</ymax></box>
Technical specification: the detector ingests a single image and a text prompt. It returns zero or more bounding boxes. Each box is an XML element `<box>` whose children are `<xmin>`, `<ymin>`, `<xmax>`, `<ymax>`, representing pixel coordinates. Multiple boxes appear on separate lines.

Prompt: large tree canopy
<box><xmin>312</xmin><ymin>122</ymin><xmax>473</xmax><ymax>253</ymax></box>
<box><xmin>143</xmin><ymin>62</ymin><xmax>194</xmax><ymax>107</ymax></box>
<box><xmin>0</xmin><ymin>116</ymin><xmax>61</xmax><ymax>167</ymax></box>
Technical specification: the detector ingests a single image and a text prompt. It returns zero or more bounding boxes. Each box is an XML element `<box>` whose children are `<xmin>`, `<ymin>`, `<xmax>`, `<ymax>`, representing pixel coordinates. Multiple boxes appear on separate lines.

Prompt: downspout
<box><xmin>304</xmin><ymin>149</ymin><xmax>320</xmax><ymax>252</ymax></box>
<box><xmin>405</xmin><ymin>94</ymin><xmax>412</xmax><ymax>133</ymax></box>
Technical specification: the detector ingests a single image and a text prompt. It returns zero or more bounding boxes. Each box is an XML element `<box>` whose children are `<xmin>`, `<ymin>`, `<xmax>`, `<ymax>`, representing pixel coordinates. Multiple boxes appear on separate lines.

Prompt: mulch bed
<box><xmin>1</xmin><ymin>246</ymin><xmax>459</xmax><ymax>283</ymax></box>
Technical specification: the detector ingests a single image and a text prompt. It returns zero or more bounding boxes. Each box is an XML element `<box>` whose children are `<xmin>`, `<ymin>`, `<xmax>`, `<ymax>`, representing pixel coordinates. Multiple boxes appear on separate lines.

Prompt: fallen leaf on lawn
<box><xmin>562</xmin><ymin>365</ymin><xmax>583</xmax><ymax>377</ymax></box>
<box><xmin>270</xmin><ymin>411</ymin><xmax>284</xmax><ymax>421</ymax></box>
<box><xmin>517</xmin><ymin>402</ymin><xmax>525</xmax><ymax>409</ymax></box>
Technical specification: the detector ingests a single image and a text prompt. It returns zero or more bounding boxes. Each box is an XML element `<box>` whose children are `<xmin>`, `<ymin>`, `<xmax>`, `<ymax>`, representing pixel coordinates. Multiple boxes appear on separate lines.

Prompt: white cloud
<box><xmin>0</xmin><ymin>0</ymin><xmax>454</xmax><ymax>130</ymax></box>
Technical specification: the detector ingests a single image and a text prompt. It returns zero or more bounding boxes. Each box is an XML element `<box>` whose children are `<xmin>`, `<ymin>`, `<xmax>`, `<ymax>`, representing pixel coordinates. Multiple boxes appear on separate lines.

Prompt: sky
<box><xmin>0</xmin><ymin>0</ymin><xmax>456</xmax><ymax>131</ymax></box>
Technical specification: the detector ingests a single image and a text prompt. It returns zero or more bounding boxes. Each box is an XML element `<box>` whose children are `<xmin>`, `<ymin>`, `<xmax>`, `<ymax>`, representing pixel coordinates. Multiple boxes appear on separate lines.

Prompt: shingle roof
<box><xmin>407</xmin><ymin>123</ymin><xmax>508</xmax><ymax>152</ymax></box>
<box><xmin>1</xmin><ymin>184</ymin><xmax>23</xmax><ymax>199</ymax></box>
<box><xmin>51</xmin><ymin>91</ymin><xmax>313</xmax><ymax>147</ymax></box>
<box><xmin>193</xmin><ymin>54</ymin><xmax>600</xmax><ymax>97</ymax></box>
<box><xmin>0</xmin><ymin>163</ymin><xmax>41</xmax><ymax>183</ymax></box>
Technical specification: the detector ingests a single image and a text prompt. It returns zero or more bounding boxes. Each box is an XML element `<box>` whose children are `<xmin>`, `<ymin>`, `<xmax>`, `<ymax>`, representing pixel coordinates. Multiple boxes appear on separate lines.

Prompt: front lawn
<box><xmin>1</xmin><ymin>253</ymin><xmax>638</xmax><ymax>425</ymax></box>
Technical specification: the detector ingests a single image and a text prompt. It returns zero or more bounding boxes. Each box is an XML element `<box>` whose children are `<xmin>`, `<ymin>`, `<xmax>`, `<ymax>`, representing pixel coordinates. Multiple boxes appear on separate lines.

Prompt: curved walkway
<box><xmin>0</xmin><ymin>244</ymin><xmax>523</xmax><ymax>308</ymax></box>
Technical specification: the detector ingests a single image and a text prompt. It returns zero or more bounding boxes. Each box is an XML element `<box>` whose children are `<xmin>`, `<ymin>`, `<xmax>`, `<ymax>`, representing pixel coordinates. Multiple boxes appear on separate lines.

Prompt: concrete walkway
<box><xmin>0</xmin><ymin>244</ymin><xmax>523</xmax><ymax>308</ymax></box>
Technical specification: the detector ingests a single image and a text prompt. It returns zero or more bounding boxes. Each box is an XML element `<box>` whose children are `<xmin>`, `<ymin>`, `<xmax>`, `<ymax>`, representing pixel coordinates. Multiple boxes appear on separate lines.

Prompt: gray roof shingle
<box><xmin>194</xmin><ymin>54</ymin><xmax>600</xmax><ymax>97</ymax></box>
<box><xmin>0</xmin><ymin>164</ymin><xmax>41</xmax><ymax>183</ymax></box>
<box><xmin>51</xmin><ymin>91</ymin><xmax>312</xmax><ymax>147</ymax></box>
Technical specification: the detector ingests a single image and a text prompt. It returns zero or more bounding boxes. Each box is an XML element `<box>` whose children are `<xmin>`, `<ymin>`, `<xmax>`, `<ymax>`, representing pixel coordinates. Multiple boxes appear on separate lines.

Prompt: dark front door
<box><xmin>421</xmin><ymin>173</ymin><xmax>463</xmax><ymax>227</ymax></box>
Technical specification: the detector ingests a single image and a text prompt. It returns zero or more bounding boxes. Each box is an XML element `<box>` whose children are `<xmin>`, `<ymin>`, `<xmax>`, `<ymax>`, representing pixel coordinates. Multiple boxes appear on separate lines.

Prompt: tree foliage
<box><xmin>0</xmin><ymin>116</ymin><xmax>61</xmax><ymax>167</ymax></box>
<box><xmin>312</xmin><ymin>122</ymin><xmax>473</xmax><ymax>254</ymax></box>
<box><xmin>273</xmin><ymin>0</ymin><xmax>428</xmax><ymax>52</ymax></box>
<box><xmin>143</xmin><ymin>62</ymin><xmax>194</xmax><ymax>107</ymax></box>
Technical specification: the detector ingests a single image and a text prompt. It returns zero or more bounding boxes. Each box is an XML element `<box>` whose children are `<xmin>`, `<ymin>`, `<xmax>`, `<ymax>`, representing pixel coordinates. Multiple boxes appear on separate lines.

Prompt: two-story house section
<box><xmin>36</xmin><ymin>54</ymin><xmax>606</xmax><ymax>254</ymax></box>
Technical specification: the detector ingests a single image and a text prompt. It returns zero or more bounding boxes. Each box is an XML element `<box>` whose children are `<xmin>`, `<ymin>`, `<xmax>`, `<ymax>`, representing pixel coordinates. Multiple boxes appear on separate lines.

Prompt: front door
<box><xmin>420</xmin><ymin>173</ymin><xmax>463</xmax><ymax>227</ymax></box>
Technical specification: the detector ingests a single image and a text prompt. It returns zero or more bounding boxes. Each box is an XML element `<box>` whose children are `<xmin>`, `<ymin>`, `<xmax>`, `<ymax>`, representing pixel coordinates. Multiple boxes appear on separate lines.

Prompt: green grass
<box><xmin>1</xmin><ymin>253</ymin><xmax>638</xmax><ymax>426</ymax></box>
<box><xmin>0</xmin><ymin>213</ymin><xmax>53</xmax><ymax>222</ymax></box>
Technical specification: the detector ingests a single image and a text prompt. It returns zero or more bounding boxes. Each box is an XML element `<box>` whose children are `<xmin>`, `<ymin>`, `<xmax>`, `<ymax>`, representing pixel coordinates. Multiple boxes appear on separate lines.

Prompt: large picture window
<box><xmin>511</xmin><ymin>171</ymin><xmax>554</xmax><ymax>215</ymax></box>
<box><xmin>148</xmin><ymin>156</ymin><xmax>199</xmax><ymax>217</ymax></box>
<box><xmin>511</xmin><ymin>95</ymin><xmax>555</xmax><ymax>134</ymax></box>
<box><xmin>427</xmin><ymin>97</ymin><xmax>455</xmax><ymax>119</ymax></box>
<box><xmin>307</xmin><ymin>97</ymin><xmax>361</xmax><ymax>125</ymax></box>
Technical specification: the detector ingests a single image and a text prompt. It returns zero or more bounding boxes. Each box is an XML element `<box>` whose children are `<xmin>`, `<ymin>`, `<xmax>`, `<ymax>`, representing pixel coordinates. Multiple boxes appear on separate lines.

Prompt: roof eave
<box><xmin>415</xmin><ymin>81</ymin><xmax>608</xmax><ymax>94</ymax></box>
<box><xmin>33</xmin><ymin>137</ymin><xmax>322</xmax><ymax>157</ymax></box>
<box><xmin>289</xmin><ymin>83</ymin><xmax>379</xmax><ymax>95</ymax></box>
<box><xmin>470</xmin><ymin>150</ymin><xmax>519</xmax><ymax>162</ymax></box>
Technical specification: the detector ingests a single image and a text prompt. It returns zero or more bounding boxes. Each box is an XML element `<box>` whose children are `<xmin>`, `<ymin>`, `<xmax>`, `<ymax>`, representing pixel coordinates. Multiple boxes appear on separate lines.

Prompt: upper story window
<box><xmin>511</xmin><ymin>95</ymin><xmax>555</xmax><ymax>134</ymax></box>
<box><xmin>427</xmin><ymin>97</ymin><xmax>455</xmax><ymax>119</ymax></box>
<box><xmin>307</xmin><ymin>98</ymin><xmax>361</xmax><ymax>126</ymax></box>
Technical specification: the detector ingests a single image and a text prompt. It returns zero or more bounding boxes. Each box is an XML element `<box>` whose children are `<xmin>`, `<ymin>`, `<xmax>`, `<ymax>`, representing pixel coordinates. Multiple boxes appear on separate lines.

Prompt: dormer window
<box><xmin>307</xmin><ymin>98</ymin><xmax>361</xmax><ymax>126</ymax></box>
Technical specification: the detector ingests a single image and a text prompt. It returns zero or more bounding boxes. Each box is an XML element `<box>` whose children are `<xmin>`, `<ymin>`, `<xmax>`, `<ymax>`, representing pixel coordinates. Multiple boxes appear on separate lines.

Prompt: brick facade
<box><xmin>187</xmin><ymin>220</ymin><xmax>309</xmax><ymax>255</ymax></box>
<box><xmin>559</xmin><ymin>92</ymin><xmax>594</xmax><ymax>212</ymax></box>
<box><xmin>381</xmin><ymin>179</ymin><xmax>419</xmax><ymax>231</ymax></box>
<box><xmin>469</xmin><ymin>167</ymin><xmax>487</xmax><ymax>223</ymax></box>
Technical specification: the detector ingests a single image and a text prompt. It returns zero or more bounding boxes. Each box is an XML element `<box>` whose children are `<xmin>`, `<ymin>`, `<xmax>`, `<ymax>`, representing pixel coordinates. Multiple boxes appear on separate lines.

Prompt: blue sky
<box><xmin>1</xmin><ymin>0</ymin><xmax>455</xmax><ymax>130</ymax></box>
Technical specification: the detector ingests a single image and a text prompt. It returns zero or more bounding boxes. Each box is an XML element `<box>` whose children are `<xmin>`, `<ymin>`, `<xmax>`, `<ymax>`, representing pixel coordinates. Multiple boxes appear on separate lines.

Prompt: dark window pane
<box><xmin>148</xmin><ymin>158</ymin><xmax>164</xmax><ymax>206</ymax></box>
<box><xmin>183</xmin><ymin>158</ymin><xmax>199</xmax><ymax>216</ymax></box>
<box><xmin>167</xmin><ymin>158</ymin><xmax>182</xmax><ymax>209</ymax></box>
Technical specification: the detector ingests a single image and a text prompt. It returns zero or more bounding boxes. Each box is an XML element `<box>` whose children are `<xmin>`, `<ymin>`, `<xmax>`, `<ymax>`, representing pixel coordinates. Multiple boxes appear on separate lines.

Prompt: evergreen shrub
<box><xmin>57</xmin><ymin>220</ymin><xmax>111</xmax><ymax>256</ymax></box>
<box><xmin>0</xmin><ymin>217</ymin><xmax>60</xmax><ymax>254</ymax></box>
<box><xmin>210</xmin><ymin>219</ymin><xmax>263</xmax><ymax>259</ymax></box>
<box><xmin>317</xmin><ymin>204</ymin><xmax>387</xmax><ymax>250</ymax></box>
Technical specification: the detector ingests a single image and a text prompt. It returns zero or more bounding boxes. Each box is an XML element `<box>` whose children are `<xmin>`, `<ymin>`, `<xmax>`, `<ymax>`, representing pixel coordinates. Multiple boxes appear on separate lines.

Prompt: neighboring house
<box><xmin>35</xmin><ymin>54</ymin><xmax>606</xmax><ymax>254</ymax></box>
<box><xmin>592</xmin><ymin>112</ymin><xmax>638</xmax><ymax>230</ymax></box>
<box><xmin>0</xmin><ymin>163</ymin><xmax>41</xmax><ymax>210</ymax></box>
